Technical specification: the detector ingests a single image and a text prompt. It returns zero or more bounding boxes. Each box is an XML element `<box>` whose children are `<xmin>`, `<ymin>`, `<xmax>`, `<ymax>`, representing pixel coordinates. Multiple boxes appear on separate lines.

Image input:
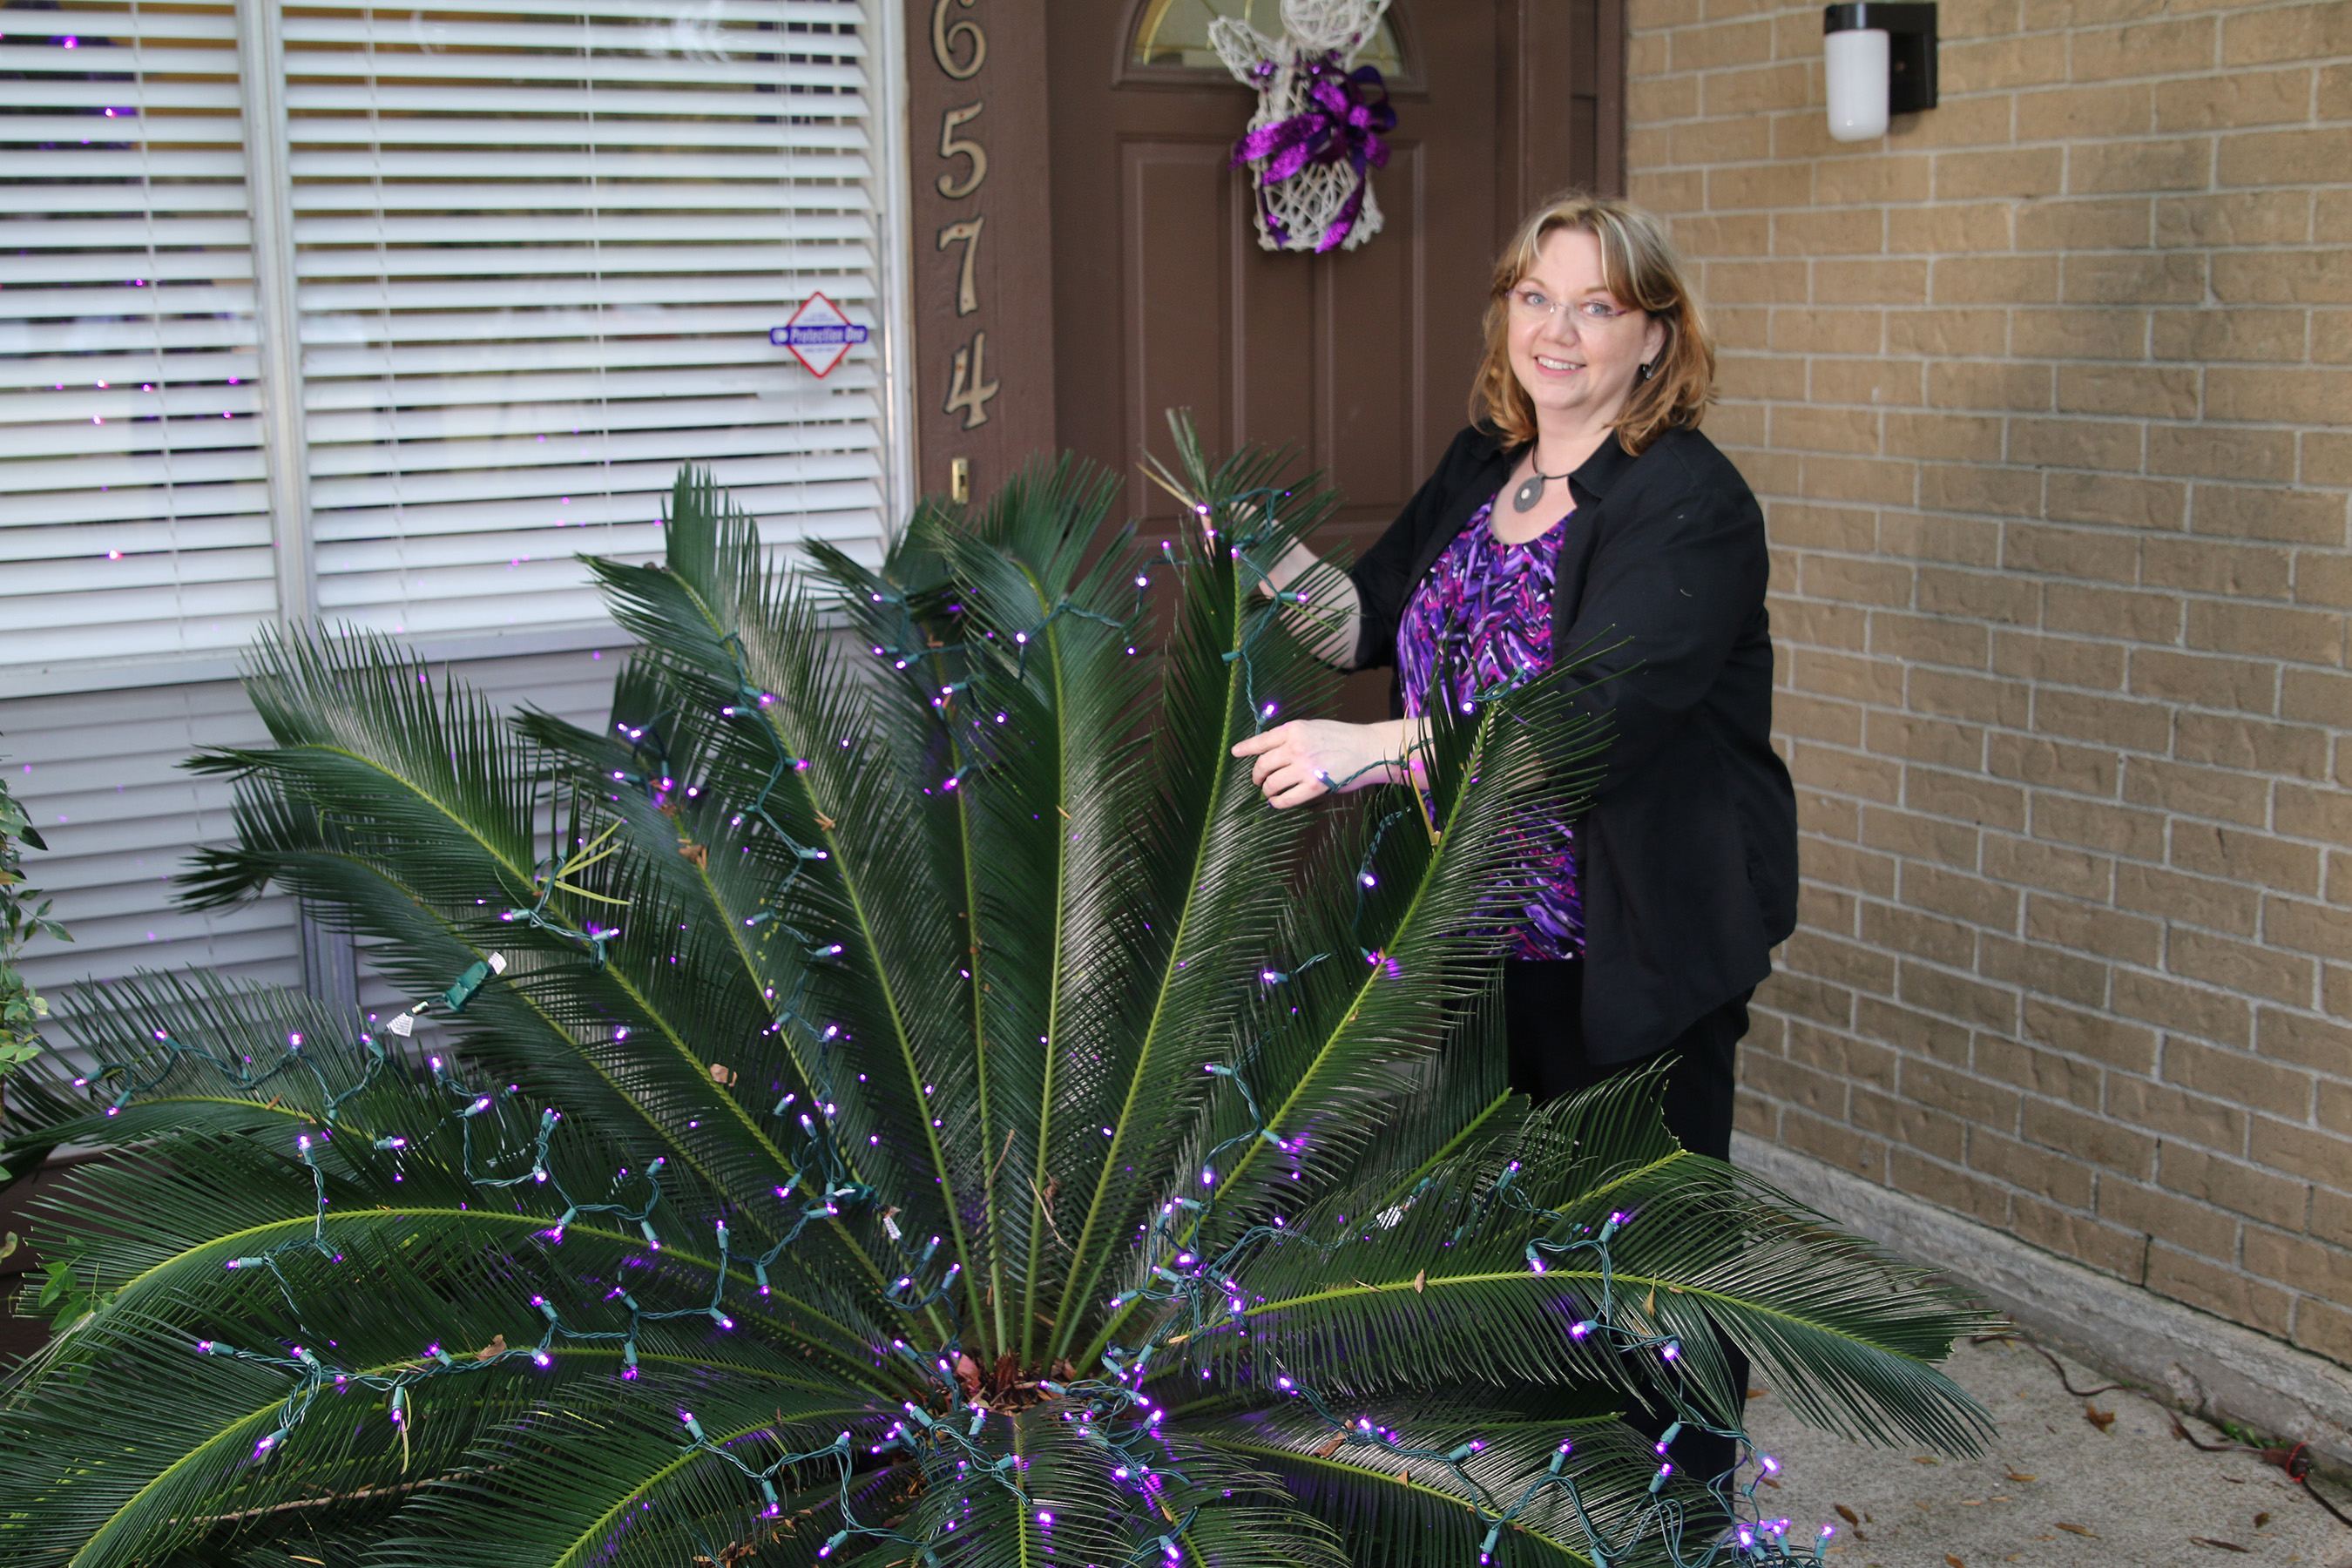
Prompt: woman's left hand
<box><xmin>1231</xmin><ymin>719</ymin><xmax>1412</xmax><ymax>808</ymax></box>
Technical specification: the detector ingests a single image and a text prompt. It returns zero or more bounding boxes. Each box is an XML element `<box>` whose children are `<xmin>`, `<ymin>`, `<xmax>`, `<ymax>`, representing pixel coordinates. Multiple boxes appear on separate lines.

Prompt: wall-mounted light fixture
<box><xmin>1824</xmin><ymin>3</ymin><xmax>1937</xmax><ymax>143</ymax></box>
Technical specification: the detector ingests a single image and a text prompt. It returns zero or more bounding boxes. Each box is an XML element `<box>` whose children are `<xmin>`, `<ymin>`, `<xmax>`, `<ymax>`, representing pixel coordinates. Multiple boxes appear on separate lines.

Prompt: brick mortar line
<box><xmin>1666</xmin><ymin>67</ymin><xmax>2343</xmax><ymax>88</ymax></box>
<box><xmin>1771</xmin><ymin>715</ymin><xmax>2340</xmax><ymax>756</ymax></box>
<box><xmin>1622</xmin><ymin>101</ymin><xmax>2351</xmax><ymax>117</ymax></box>
<box><xmin>1731</xmin><ymin>1127</ymin><xmax>2352</xmax><ymax>1346</ymax></box>
<box><xmin>1768</xmin><ymin>677</ymin><xmax>2342</xmax><ymax>717</ymax></box>
<box><xmin>1774</xmin><ymin>893</ymin><xmax>2352</xmax><ymax>1040</ymax></box>
<box><xmin>1769</xmin><ymin>632</ymin><xmax>2336</xmax><ymax>662</ymax></box>
<box><xmin>1737</xmin><ymin>1049</ymin><xmax>2352</xmax><ymax>1158</ymax></box>
<box><xmin>1741</xmin><ymin>1128</ymin><xmax>2345</xmax><ymax>1213</ymax></box>
<box><xmin>1732</xmin><ymin>419</ymin><xmax>2349</xmax><ymax>431</ymax></box>
<box><xmin>1766</xmin><ymin>585</ymin><xmax>2352</xmax><ymax>619</ymax></box>
<box><xmin>1688</xmin><ymin>217</ymin><xmax>2350</xmax><ymax>229</ymax></box>
<box><xmin>1795</xmin><ymin>875</ymin><xmax>2352</xmax><ymax>950</ymax></box>
<box><xmin>1764</xmin><ymin>934</ymin><xmax>2341</xmax><ymax>1045</ymax></box>
<box><xmin>1763</xmin><ymin>727</ymin><xmax>2352</xmax><ymax>785</ymax></box>
<box><xmin>1774</xmin><ymin>718</ymin><xmax>2340</xmax><ymax>751</ymax></box>
<box><xmin>1781</xmin><ymin>864</ymin><xmax>2352</xmax><ymax>919</ymax></box>
<box><xmin>1732</xmin><ymin>1106</ymin><xmax>2345</xmax><ymax>1243</ymax></box>
<box><xmin>1733</xmin><ymin>1122</ymin><xmax>2343</xmax><ymax>1240</ymax></box>
<box><xmin>1768</xmin><ymin>552</ymin><xmax>2352</xmax><ymax>571</ymax></box>
<box><xmin>1722</xmin><ymin>349</ymin><xmax>2347</xmax><ymax>358</ymax></box>
<box><xmin>1733</xmin><ymin>1098</ymin><xmax>2349</xmax><ymax>1252</ymax></box>
<box><xmin>1775</xmin><ymin>898</ymin><xmax>2311</xmax><ymax>982</ymax></box>
<box><xmin>1786</xmin><ymin>796</ymin><xmax>2320</xmax><ymax>834</ymax></box>
<box><xmin>1719</xmin><ymin>374</ymin><xmax>2344</xmax><ymax>387</ymax></box>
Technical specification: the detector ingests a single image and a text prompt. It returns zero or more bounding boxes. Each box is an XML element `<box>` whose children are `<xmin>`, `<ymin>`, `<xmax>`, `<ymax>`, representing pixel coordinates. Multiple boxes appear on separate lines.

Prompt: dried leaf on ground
<box><xmin>2189</xmin><ymin>1539</ymin><xmax>2250</xmax><ymax>1553</ymax></box>
<box><xmin>1835</xmin><ymin>1505</ymin><xmax>1860</xmax><ymax>1524</ymax></box>
<box><xmin>2085</xmin><ymin>1404</ymin><xmax>2115</xmax><ymax>1432</ymax></box>
<box><xmin>2055</xmin><ymin>1523</ymin><xmax>2099</xmax><ymax>1538</ymax></box>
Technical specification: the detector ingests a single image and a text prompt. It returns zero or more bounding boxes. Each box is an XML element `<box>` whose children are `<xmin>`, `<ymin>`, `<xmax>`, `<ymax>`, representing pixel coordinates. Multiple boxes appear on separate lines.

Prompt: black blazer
<box><xmin>1351</xmin><ymin>422</ymin><xmax>1799</xmax><ymax>1063</ymax></box>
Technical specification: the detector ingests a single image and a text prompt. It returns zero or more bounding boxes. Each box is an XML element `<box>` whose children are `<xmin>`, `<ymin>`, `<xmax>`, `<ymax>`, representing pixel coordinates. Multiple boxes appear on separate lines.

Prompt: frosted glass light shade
<box><xmin>1826</xmin><ymin>27</ymin><xmax>1889</xmax><ymax>142</ymax></box>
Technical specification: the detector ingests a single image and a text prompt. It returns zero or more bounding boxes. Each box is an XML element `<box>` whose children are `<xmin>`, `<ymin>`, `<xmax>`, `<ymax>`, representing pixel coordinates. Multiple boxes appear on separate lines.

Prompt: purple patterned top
<box><xmin>1397</xmin><ymin>494</ymin><xmax>1583</xmax><ymax>960</ymax></box>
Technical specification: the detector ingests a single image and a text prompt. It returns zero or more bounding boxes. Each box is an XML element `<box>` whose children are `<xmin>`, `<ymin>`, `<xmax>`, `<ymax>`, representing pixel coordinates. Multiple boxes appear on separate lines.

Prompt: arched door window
<box><xmin>1128</xmin><ymin>0</ymin><xmax>1404</xmax><ymax>78</ymax></box>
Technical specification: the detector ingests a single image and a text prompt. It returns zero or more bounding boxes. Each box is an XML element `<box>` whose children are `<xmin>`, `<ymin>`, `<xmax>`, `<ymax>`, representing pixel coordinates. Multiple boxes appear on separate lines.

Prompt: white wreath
<box><xmin>1210</xmin><ymin>0</ymin><xmax>1393</xmax><ymax>254</ymax></box>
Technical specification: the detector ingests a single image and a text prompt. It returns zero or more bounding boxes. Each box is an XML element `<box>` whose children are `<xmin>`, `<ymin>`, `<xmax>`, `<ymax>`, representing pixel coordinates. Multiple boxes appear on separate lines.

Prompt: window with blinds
<box><xmin>0</xmin><ymin>2</ymin><xmax>275</xmax><ymax>670</ymax></box>
<box><xmin>2</xmin><ymin>0</ymin><xmax>900</xmax><ymax>663</ymax></box>
<box><xmin>287</xmin><ymin>0</ymin><xmax>892</xmax><ymax>636</ymax></box>
<box><xmin>0</xmin><ymin>0</ymin><xmax>904</xmax><ymax>1004</ymax></box>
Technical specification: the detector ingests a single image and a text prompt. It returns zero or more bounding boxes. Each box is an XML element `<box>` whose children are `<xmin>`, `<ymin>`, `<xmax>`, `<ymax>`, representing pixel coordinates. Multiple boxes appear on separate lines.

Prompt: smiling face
<box><xmin>1505</xmin><ymin>226</ymin><xmax>1668</xmax><ymax>442</ymax></box>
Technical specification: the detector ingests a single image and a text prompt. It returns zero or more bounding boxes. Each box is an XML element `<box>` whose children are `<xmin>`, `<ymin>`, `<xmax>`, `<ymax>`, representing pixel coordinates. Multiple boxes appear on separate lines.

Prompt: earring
<box><xmin>1638</xmin><ymin>362</ymin><xmax>1656</xmax><ymax>382</ymax></box>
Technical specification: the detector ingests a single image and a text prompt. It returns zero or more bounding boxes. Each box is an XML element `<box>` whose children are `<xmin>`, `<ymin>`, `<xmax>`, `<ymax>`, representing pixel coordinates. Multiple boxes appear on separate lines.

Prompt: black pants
<box><xmin>1501</xmin><ymin>959</ymin><xmax>1752</xmax><ymax>1502</ymax></box>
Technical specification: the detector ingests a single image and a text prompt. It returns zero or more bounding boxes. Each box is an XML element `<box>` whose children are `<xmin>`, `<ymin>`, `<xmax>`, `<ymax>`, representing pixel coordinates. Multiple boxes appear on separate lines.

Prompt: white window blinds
<box><xmin>287</xmin><ymin>0</ymin><xmax>891</xmax><ymax>636</ymax></box>
<box><xmin>0</xmin><ymin>3</ymin><xmax>275</xmax><ymax>670</ymax></box>
<box><xmin>2</xmin><ymin>0</ymin><xmax>901</xmax><ymax>666</ymax></box>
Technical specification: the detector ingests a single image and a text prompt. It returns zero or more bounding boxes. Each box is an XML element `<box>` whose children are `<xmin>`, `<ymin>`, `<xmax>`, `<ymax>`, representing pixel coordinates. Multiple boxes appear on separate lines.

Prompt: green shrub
<box><xmin>0</xmin><ymin>437</ymin><xmax>1990</xmax><ymax>1568</ymax></box>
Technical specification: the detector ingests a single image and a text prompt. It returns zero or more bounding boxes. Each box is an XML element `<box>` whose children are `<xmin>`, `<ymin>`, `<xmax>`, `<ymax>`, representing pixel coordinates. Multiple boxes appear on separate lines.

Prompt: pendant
<box><xmin>1512</xmin><ymin>473</ymin><xmax>1546</xmax><ymax>513</ymax></box>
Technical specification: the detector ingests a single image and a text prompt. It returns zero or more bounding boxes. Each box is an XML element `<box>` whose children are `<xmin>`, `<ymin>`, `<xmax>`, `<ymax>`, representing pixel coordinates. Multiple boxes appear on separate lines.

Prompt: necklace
<box><xmin>1511</xmin><ymin>452</ymin><xmax>1571</xmax><ymax>513</ymax></box>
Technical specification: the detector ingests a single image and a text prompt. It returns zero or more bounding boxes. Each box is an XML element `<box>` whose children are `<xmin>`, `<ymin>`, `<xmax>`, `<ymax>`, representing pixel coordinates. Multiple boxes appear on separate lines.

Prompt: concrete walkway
<box><xmin>1740</xmin><ymin>1335</ymin><xmax>2352</xmax><ymax>1568</ymax></box>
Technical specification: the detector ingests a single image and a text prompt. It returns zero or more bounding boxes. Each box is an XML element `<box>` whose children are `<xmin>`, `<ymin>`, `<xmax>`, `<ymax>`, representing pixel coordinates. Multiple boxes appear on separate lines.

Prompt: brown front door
<box><xmin>1043</xmin><ymin>0</ymin><xmax>1620</xmax><ymax>718</ymax></box>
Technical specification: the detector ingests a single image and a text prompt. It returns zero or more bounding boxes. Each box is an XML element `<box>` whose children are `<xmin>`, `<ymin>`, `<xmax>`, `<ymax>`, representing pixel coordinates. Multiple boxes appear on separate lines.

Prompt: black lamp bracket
<box><xmin>1823</xmin><ymin>2</ymin><xmax>1938</xmax><ymax>115</ymax></box>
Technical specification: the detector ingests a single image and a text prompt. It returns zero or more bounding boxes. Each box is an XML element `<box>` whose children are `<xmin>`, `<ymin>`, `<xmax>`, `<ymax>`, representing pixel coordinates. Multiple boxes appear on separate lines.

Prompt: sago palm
<box><xmin>0</xmin><ymin>430</ymin><xmax>1992</xmax><ymax>1568</ymax></box>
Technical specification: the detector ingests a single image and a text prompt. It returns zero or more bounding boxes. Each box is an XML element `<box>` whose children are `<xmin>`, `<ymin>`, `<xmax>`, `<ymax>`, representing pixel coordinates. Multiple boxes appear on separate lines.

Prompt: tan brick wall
<box><xmin>1626</xmin><ymin>0</ymin><xmax>2352</xmax><ymax>1362</ymax></box>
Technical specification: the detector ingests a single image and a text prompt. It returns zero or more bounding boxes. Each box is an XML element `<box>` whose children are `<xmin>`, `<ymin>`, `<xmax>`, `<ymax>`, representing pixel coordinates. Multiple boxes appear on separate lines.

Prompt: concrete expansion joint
<box><xmin>1734</xmin><ymin>1132</ymin><xmax>2352</xmax><ymax>1478</ymax></box>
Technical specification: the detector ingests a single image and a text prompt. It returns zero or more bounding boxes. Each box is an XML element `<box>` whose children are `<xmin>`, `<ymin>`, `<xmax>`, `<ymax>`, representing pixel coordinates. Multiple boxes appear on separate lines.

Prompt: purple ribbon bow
<box><xmin>1230</xmin><ymin>52</ymin><xmax>1396</xmax><ymax>252</ymax></box>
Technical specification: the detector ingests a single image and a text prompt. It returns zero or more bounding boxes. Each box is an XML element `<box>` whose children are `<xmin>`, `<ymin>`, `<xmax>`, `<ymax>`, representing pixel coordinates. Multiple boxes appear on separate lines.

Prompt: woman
<box><xmin>1233</xmin><ymin>186</ymin><xmax>1797</xmax><ymax>1493</ymax></box>
<box><xmin>1233</xmin><ymin>189</ymin><xmax>1794</xmax><ymax>1149</ymax></box>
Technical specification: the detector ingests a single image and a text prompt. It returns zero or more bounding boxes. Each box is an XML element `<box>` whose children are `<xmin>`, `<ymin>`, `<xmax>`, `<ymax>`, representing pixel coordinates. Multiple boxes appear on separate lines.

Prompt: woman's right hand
<box><xmin>1231</xmin><ymin>718</ymin><xmax>1415</xmax><ymax>808</ymax></box>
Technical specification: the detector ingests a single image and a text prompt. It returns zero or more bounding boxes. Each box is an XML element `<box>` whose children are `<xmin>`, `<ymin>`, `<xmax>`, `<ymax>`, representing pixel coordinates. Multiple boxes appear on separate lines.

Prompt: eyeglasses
<box><xmin>1504</xmin><ymin>287</ymin><xmax>1634</xmax><ymax>326</ymax></box>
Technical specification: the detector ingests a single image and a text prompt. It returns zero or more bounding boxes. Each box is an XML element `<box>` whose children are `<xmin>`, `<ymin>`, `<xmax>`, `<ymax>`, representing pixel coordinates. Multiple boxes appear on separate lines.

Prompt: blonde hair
<box><xmin>1472</xmin><ymin>192</ymin><xmax>1714</xmax><ymax>456</ymax></box>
